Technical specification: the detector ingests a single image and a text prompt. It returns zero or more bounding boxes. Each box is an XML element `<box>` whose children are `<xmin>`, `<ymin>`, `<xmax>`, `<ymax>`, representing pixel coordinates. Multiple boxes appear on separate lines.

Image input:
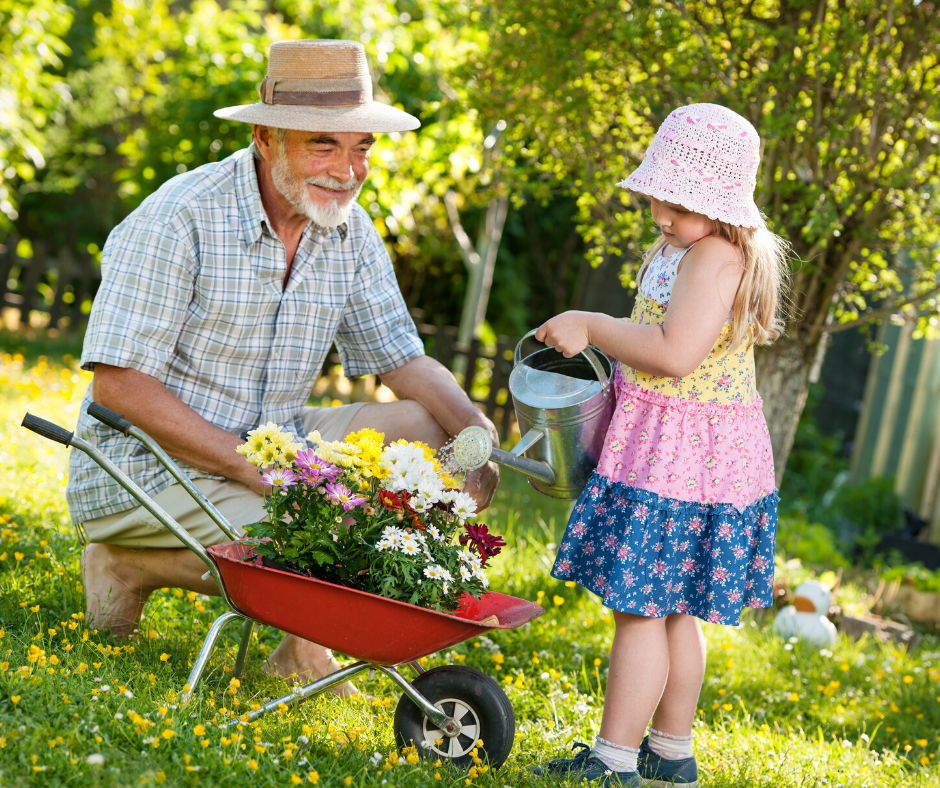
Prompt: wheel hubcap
<box><xmin>422</xmin><ymin>697</ymin><xmax>480</xmax><ymax>759</ymax></box>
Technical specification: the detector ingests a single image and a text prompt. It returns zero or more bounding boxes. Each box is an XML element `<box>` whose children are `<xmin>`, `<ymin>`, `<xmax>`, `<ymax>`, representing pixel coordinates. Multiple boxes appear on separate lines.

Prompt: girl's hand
<box><xmin>535</xmin><ymin>312</ymin><xmax>595</xmax><ymax>358</ymax></box>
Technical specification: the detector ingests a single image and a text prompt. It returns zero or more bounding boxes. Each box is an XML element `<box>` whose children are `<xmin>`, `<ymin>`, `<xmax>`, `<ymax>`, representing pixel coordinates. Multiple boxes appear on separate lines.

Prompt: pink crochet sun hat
<box><xmin>618</xmin><ymin>103</ymin><xmax>764</xmax><ymax>228</ymax></box>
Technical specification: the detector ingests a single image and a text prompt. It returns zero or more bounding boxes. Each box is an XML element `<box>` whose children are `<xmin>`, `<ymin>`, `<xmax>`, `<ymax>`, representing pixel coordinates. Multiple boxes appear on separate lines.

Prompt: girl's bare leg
<box><xmin>651</xmin><ymin>613</ymin><xmax>706</xmax><ymax>736</ymax></box>
<box><xmin>598</xmin><ymin>611</ymin><xmax>670</xmax><ymax>747</ymax></box>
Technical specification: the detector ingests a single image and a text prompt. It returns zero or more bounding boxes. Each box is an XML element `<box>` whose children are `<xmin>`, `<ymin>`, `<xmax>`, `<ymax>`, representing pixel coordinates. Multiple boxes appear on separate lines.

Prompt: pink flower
<box><xmin>260</xmin><ymin>467</ymin><xmax>298</xmax><ymax>487</ymax></box>
<box><xmin>294</xmin><ymin>449</ymin><xmax>340</xmax><ymax>483</ymax></box>
<box><xmin>323</xmin><ymin>482</ymin><xmax>367</xmax><ymax>512</ymax></box>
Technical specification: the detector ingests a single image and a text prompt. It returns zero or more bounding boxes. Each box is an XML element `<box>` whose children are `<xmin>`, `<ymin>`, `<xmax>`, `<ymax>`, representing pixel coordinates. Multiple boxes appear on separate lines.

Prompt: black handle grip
<box><xmin>22</xmin><ymin>413</ymin><xmax>74</xmax><ymax>447</ymax></box>
<box><xmin>87</xmin><ymin>402</ymin><xmax>134</xmax><ymax>436</ymax></box>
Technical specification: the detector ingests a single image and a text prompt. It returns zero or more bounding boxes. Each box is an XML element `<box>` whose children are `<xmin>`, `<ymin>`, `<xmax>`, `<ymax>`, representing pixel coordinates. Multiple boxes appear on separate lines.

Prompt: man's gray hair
<box><xmin>252</xmin><ymin>126</ymin><xmax>290</xmax><ymax>159</ymax></box>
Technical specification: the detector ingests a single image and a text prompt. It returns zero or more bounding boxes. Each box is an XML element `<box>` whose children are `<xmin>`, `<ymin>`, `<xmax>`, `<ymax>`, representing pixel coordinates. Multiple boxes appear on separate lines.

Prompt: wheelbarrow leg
<box><xmin>233</xmin><ymin>619</ymin><xmax>254</xmax><ymax>678</ymax></box>
<box><xmin>222</xmin><ymin>661</ymin><xmax>370</xmax><ymax>727</ymax></box>
<box><xmin>182</xmin><ymin>611</ymin><xmax>246</xmax><ymax>701</ymax></box>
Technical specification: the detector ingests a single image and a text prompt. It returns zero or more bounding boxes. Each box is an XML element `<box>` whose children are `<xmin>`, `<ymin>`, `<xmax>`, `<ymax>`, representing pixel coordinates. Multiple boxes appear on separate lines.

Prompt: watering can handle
<box><xmin>513</xmin><ymin>329</ymin><xmax>609</xmax><ymax>387</ymax></box>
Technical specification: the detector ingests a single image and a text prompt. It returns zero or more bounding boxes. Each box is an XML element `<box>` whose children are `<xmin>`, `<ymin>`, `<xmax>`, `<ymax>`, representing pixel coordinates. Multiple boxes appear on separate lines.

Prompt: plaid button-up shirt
<box><xmin>66</xmin><ymin>144</ymin><xmax>424</xmax><ymax>525</ymax></box>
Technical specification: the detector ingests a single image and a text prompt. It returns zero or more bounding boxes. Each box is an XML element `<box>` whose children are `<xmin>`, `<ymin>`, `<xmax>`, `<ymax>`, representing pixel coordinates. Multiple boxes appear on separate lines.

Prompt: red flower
<box><xmin>459</xmin><ymin>523</ymin><xmax>506</xmax><ymax>565</ymax></box>
<box><xmin>379</xmin><ymin>489</ymin><xmax>425</xmax><ymax>530</ymax></box>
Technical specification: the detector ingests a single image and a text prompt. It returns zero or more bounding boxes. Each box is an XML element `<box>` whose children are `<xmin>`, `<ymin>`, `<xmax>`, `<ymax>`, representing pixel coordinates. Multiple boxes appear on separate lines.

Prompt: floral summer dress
<box><xmin>552</xmin><ymin>244</ymin><xmax>777</xmax><ymax>626</ymax></box>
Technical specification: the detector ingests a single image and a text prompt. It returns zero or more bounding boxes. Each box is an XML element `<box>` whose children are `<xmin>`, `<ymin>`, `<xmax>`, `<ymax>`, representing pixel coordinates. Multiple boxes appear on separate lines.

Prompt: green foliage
<box><xmin>779</xmin><ymin>384</ymin><xmax>850</xmax><ymax>524</ymax></box>
<box><xmin>882</xmin><ymin>563</ymin><xmax>940</xmax><ymax>596</ymax></box>
<box><xmin>832</xmin><ymin>475</ymin><xmax>904</xmax><ymax>535</ymax></box>
<box><xmin>0</xmin><ymin>0</ymin><xmax>73</xmax><ymax>231</ymax></box>
<box><xmin>777</xmin><ymin>517</ymin><xmax>849</xmax><ymax>567</ymax></box>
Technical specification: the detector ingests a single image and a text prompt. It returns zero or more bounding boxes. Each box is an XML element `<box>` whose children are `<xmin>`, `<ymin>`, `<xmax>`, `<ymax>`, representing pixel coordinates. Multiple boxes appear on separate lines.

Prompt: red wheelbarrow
<box><xmin>22</xmin><ymin>405</ymin><xmax>545</xmax><ymax>769</ymax></box>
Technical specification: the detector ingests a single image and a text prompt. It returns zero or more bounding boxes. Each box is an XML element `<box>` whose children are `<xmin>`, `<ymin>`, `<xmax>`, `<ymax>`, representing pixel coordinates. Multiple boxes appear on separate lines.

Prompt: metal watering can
<box><xmin>453</xmin><ymin>329</ymin><xmax>615</xmax><ymax>499</ymax></box>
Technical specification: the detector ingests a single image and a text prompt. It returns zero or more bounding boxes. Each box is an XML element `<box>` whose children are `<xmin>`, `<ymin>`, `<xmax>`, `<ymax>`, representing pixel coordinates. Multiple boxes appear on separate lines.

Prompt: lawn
<box><xmin>1</xmin><ymin>348</ymin><xmax>940</xmax><ymax>787</ymax></box>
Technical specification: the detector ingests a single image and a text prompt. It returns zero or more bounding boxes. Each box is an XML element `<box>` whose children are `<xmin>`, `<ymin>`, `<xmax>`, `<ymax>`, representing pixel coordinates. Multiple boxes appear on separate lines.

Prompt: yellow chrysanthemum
<box><xmin>251</xmin><ymin>422</ymin><xmax>282</xmax><ymax>440</ymax></box>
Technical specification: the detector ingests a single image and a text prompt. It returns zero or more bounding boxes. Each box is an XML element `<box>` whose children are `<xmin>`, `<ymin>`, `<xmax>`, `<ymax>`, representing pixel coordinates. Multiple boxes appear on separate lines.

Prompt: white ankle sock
<box><xmin>593</xmin><ymin>736</ymin><xmax>639</xmax><ymax>773</ymax></box>
<box><xmin>648</xmin><ymin>728</ymin><xmax>694</xmax><ymax>760</ymax></box>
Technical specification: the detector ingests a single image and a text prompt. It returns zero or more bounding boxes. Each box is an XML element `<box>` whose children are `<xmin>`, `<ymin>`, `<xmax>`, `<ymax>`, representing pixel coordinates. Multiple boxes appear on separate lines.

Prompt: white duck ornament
<box><xmin>773</xmin><ymin>579</ymin><xmax>838</xmax><ymax>646</ymax></box>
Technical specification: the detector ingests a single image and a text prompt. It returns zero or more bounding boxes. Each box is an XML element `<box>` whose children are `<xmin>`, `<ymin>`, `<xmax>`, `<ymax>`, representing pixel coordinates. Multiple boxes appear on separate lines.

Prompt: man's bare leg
<box><xmin>82</xmin><ymin>543</ymin><xmax>358</xmax><ymax>695</ymax></box>
<box><xmin>346</xmin><ymin>400</ymin><xmax>450</xmax><ymax>448</ymax></box>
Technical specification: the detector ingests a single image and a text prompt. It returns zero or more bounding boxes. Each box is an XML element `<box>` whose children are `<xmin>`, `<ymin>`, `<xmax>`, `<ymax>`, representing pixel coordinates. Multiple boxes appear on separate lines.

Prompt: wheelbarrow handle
<box><xmin>20</xmin><ymin>411</ymin><xmax>248</xmax><ymax>614</ymax></box>
<box><xmin>87</xmin><ymin>402</ymin><xmax>240</xmax><ymax>544</ymax></box>
<box><xmin>22</xmin><ymin>413</ymin><xmax>74</xmax><ymax>447</ymax></box>
<box><xmin>87</xmin><ymin>402</ymin><xmax>134</xmax><ymax>436</ymax></box>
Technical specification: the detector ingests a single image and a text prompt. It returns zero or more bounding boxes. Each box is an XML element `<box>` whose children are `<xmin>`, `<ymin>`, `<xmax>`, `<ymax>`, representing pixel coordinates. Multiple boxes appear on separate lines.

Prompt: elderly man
<box><xmin>66</xmin><ymin>39</ymin><xmax>498</xmax><ymax>690</ymax></box>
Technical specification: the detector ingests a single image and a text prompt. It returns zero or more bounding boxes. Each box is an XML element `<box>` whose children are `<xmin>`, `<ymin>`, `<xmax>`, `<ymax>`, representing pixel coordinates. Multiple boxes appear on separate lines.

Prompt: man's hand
<box><xmin>535</xmin><ymin>311</ymin><xmax>595</xmax><ymax>358</ymax></box>
<box><xmin>463</xmin><ymin>462</ymin><xmax>499</xmax><ymax>512</ymax></box>
<box><xmin>377</xmin><ymin>356</ymin><xmax>502</xmax><ymax>512</ymax></box>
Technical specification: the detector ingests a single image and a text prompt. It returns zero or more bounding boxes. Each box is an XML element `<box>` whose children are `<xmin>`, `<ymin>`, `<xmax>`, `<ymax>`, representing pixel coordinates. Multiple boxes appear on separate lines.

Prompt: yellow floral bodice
<box><xmin>620</xmin><ymin>295</ymin><xmax>757</xmax><ymax>406</ymax></box>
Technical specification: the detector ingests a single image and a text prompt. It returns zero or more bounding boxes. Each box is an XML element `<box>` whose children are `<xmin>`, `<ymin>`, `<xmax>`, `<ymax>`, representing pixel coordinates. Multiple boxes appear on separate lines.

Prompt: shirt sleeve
<box><xmin>81</xmin><ymin>212</ymin><xmax>196</xmax><ymax>379</ymax></box>
<box><xmin>333</xmin><ymin>224</ymin><xmax>425</xmax><ymax>378</ymax></box>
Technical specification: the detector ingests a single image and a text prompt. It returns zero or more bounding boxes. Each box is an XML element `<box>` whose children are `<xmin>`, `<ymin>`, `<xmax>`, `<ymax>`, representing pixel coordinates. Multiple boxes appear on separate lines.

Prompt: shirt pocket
<box><xmin>281</xmin><ymin>300</ymin><xmax>346</xmax><ymax>390</ymax></box>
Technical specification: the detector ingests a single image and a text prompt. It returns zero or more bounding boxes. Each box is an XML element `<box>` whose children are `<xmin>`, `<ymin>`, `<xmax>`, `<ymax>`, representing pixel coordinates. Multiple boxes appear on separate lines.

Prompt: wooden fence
<box><xmin>0</xmin><ymin>238</ymin><xmax>101</xmax><ymax>330</ymax></box>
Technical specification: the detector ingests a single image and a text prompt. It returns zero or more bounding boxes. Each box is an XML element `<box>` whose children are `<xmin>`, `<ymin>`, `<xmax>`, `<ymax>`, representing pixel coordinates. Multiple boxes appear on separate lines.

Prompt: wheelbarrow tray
<box><xmin>208</xmin><ymin>541</ymin><xmax>543</xmax><ymax>666</ymax></box>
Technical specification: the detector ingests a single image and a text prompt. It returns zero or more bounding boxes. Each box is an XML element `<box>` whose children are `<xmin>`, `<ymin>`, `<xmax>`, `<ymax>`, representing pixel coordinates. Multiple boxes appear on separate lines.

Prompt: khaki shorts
<box><xmin>83</xmin><ymin>403</ymin><xmax>367</xmax><ymax>549</ymax></box>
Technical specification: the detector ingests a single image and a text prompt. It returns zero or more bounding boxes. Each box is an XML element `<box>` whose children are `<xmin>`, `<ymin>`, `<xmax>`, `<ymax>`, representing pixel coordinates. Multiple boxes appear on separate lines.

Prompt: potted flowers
<box><xmin>235</xmin><ymin>424</ymin><xmax>505</xmax><ymax>613</ymax></box>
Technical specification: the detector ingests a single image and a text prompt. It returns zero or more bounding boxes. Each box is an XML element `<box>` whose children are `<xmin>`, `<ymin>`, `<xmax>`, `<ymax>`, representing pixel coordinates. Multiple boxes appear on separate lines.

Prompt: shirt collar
<box><xmin>236</xmin><ymin>143</ymin><xmax>348</xmax><ymax>245</ymax></box>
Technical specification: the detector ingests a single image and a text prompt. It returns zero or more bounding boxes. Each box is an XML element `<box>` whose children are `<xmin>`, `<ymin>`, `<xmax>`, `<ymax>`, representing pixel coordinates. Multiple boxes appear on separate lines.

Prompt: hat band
<box><xmin>259</xmin><ymin>75</ymin><xmax>372</xmax><ymax>106</ymax></box>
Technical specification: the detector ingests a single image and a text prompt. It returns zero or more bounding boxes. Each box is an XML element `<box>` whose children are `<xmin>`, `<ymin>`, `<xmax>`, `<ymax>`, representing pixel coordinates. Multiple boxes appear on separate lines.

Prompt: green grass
<box><xmin>2</xmin><ymin>352</ymin><xmax>940</xmax><ymax>786</ymax></box>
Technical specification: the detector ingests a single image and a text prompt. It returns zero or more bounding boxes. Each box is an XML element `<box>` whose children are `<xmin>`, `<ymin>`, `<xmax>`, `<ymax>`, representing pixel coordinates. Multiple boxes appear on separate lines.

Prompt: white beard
<box><xmin>271</xmin><ymin>147</ymin><xmax>363</xmax><ymax>229</ymax></box>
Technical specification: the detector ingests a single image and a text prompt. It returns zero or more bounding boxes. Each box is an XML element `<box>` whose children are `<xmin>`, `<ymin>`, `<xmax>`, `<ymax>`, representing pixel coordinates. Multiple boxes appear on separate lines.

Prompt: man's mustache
<box><xmin>306</xmin><ymin>175</ymin><xmax>359</xmax><ymax>192</ymax></box>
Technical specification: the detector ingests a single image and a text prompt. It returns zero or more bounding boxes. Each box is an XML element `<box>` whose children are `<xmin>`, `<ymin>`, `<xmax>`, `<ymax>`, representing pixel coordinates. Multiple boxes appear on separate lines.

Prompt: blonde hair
<box><xmin>638</xmin><ymin>220</ymin><xmax>791</xmax><ymax>350</ymax></box>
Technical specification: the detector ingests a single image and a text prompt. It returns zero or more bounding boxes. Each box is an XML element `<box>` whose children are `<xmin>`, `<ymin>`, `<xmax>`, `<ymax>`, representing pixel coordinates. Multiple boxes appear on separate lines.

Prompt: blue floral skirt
<box><xmin>552</xmin><ymin>472</ymin><xmax>778</xmax><ymax>626</ymax></box>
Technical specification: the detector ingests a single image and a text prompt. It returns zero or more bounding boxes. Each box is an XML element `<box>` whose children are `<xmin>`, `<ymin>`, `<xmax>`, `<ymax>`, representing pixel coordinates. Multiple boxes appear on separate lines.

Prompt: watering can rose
<box><xmin>235</xmin><ymin>424</ymin><xmax>504</xmax><ymax>612</ymax></box>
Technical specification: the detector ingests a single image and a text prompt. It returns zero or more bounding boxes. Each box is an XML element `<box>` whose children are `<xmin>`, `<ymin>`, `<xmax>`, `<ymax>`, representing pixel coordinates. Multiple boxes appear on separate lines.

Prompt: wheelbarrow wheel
<box><xmin>393</xmin><ymin>665</ymin><xmax>515</xmax><ymax>770</ymax></box>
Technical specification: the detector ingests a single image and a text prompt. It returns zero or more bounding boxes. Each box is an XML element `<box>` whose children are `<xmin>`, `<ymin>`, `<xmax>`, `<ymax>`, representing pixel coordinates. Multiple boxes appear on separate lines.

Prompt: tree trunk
<box><xmin>755</xmin><ymin>333</ymin><xmax>827</xmax><ymax>486</ymax></box>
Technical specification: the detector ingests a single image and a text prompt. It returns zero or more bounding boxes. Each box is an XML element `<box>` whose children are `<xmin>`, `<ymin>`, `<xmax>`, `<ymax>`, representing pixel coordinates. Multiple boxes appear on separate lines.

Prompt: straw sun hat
<box><xmin>214</xmin><ymin>39</ymin><xmax>420</xmax><ymax>134</ymax></box>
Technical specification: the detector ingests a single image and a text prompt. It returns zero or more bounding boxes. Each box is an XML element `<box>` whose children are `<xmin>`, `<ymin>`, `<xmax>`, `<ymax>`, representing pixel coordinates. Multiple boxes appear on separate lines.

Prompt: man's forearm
<box><xmin>92</xmin><ymin>364</ymin><xmax>259</xmax><ymax>491</ymax></box>
<box><xmin>380</xmin><ymin>356</ymin><xmax>497</xmax><ymax>441</ymax></box>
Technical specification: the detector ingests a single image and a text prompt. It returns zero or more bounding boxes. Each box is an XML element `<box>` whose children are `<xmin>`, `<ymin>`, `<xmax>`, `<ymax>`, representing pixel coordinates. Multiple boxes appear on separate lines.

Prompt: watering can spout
<box><xmin>449</xmin><ymin>427</ymin><xmax>556</xmax><ymax>487</ymax></box>
<box><xmin>491</xmin><ymin>433</ymin><xmax>556</xmax><ymax>486</ymax></box>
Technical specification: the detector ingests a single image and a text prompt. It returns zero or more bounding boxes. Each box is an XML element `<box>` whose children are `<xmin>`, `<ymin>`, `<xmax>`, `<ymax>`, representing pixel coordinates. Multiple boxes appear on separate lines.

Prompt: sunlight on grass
<box><xmin>1</xmin><ymin>354</ymin><xmax>939</xmax><ymax>786</ymax></box>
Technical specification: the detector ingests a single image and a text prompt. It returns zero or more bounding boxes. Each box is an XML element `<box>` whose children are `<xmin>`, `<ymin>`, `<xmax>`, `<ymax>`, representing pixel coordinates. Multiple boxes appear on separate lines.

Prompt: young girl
<box><xmin>531</xmin><ymin>104</ymin><xmax>789</xmax><ymax>787</ymax></box>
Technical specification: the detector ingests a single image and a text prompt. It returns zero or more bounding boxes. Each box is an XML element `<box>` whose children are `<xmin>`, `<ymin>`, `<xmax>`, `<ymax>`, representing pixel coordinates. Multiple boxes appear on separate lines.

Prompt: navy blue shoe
<box><xmin>529</xmin><ymin>742</ymin><xmax>644</xmax><ymax>786</ymax></box>
<box><xmin>637</xmin><ymin>737</ymin><xmax>699</xmax><ymax>787</ymax></box>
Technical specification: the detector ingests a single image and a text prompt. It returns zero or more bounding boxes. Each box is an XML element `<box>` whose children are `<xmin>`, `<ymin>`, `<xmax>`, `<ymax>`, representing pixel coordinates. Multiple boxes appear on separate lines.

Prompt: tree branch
<box><xmin>670</xmin><ymin>1</ymin><xmax>735</xmax><ymax>88</ymax></box>
<box><xmin>443</xmin><ymin>190</ymin><xmax>481</xmax><ymax>271</ymax></box>
<box><xmin>826</xmin><ymin>280</ymin><xmax>940</xmax><ymax>335</ymax></box>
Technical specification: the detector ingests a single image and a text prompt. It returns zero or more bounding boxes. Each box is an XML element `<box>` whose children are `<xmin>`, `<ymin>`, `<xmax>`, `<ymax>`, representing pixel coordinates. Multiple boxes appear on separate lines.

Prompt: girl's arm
<box><xmin>536</xmin><ymin>236</ymin><xmax>744</xmax><ymax>379</ymax></box>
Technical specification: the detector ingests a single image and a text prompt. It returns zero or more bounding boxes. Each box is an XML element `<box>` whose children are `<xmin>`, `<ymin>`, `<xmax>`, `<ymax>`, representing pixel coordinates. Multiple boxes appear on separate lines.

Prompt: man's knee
<box><xmin>348</xmin><ymin>399</ymin><xmax>449</xmax><ymax>447</ymax></box>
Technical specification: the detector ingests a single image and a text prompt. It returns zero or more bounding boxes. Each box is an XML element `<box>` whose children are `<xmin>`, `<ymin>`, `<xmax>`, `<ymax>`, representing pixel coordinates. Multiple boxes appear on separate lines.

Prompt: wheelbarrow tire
<box><xmin>393</xmin><ymin>665</ymin><xmax>515</xmax><ymax>770</ymax></box>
